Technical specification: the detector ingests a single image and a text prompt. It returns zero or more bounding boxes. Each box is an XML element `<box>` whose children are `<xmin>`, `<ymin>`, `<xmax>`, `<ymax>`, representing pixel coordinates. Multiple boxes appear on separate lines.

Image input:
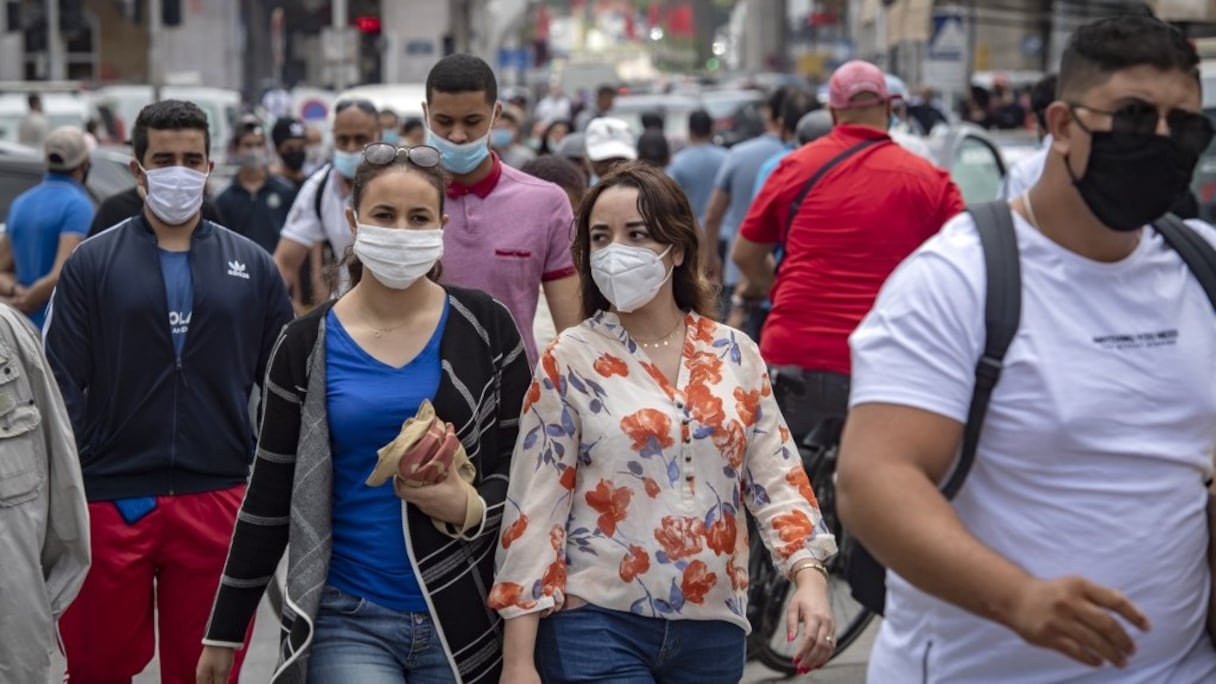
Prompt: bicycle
<box><xmin>745</xmin><ymin>383</ymin><xmax>875</xmax><ymax>675</ymax></box>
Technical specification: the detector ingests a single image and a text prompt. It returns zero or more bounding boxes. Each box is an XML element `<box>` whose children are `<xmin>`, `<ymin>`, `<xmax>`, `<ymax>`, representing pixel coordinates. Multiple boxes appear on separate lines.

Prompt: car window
<box><xmin>952</xmin><ymin>136</ymin><xmax>1004</xmax><ymax>204</ymax></box>
<box><xmin>0</xmin><ymin>168</ymin><xmax>42</xmax><ymax>229</ymax></box>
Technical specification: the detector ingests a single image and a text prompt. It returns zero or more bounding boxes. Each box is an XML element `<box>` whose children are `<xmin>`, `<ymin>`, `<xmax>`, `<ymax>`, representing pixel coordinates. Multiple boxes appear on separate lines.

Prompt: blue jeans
<box><xmin>536</xmin><ymin>603</ymin><xmax>745</xmax><ymax>683</ymax></box>
<box><xmin>307</xmin><ymin>585</ymin><xmax>457</xmax><ymax>684</ymax></box>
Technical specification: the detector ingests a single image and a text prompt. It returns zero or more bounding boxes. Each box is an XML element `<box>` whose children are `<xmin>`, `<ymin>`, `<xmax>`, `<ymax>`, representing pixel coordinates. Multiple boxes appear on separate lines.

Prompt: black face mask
<box><xmin>1067</xmin><ymin>130</ymin><xmax>1196</xmax><ymax>232</ymax></box>
<box><xmin>280</xmin><ymin>148</ymin><xmax>306</xmax><ymax>171</ymax></box>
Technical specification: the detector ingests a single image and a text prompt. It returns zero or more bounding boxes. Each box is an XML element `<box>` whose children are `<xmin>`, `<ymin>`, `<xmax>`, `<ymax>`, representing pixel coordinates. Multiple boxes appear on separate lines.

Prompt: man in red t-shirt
<box><xmin>732</xmin><ymin>60</ymin><xmax>964</xmax><ymax>440</ymax></box>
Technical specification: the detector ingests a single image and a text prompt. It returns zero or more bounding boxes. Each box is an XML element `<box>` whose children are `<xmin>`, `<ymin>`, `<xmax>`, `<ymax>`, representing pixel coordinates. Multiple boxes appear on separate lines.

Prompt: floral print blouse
<box><xmin>490</xmin><ymin>311</ymin><xmax>836</xmax><ymax>632</ymax></box>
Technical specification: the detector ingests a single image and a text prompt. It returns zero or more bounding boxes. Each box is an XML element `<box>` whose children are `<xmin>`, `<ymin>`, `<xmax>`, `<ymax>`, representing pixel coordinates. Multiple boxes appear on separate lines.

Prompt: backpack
<box><xmin>844</xmin><ymin>202</ymin><xmax>1216</xmax><ymax>616</ymax></box>
<box><xmin>310</xmin><ymin>164</ymin><xmax>333</xmax><ymax>221</ymax></box>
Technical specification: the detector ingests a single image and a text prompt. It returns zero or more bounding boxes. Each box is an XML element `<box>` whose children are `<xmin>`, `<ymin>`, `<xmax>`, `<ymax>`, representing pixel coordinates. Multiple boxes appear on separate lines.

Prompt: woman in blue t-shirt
<box><xmin>198</xmin><ymin>143</ymin><xmax>532</xmax><ymax>683</ymax></box>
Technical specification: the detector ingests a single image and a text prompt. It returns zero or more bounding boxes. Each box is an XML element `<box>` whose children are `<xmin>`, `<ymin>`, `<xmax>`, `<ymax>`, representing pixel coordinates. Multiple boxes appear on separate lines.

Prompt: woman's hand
<box><xmin>395</xmin><ymin>462</ymin><xmax>470</xmax><ymax>525</ymax></box>
<box><xmin>196</xmin><ymin>645</ymin><xmax>235</xmax><ymax>684</ymax></box>
<box><xmin>786</xmin><ymin>568</ymin><xmax>835</xmax><ymax>675</ymax></box>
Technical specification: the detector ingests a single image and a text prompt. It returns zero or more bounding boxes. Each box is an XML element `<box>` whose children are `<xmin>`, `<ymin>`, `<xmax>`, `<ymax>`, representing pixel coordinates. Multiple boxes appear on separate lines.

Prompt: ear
<box><xmin>441</xmin><ymin>213</ymin><xmax>450</xmax><ymax>227</ymax></box>
<box><xmin>672</xmin><ymin>245</ymin><xmax>685</xmax><ymax>269</ymax></box>
<box><xmin>206</xmin><ymin>159</ymin><xmax>215</xmax><ymax>175</ymax></box>
<box><xmin>493</xmin><ymin>101</ymin><xmax>503</xmax><ymax>124</ymax></box>
<box><xmin>1045</xmin><ymin>101</ymin><xmax>1073</xmax><ymax>157</ymax></box>
<box><xmin>129</xmin><ymin>158</ymin><xmax>141</xmax><ymax>176</ymax></box>
<box><xmin>346</xmin><ymin>206</ymin><xmax>358</xmax><ymax>236</ymax></box>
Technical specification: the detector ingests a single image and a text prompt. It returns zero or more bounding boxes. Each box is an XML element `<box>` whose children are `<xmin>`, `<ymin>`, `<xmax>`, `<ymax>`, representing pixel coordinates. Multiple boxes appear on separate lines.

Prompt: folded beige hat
<box><xmin>366</xmin><ymin>400</ymin><xmax>482</xmax><ymax>538</ymax></box>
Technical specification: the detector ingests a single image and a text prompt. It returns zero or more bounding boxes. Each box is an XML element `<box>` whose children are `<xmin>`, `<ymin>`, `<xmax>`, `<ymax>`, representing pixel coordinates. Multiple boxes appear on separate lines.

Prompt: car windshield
<box><xmin>700</xmin><ymin>92</ymin><xmax>760</xmax><ymax>119</ymax></box>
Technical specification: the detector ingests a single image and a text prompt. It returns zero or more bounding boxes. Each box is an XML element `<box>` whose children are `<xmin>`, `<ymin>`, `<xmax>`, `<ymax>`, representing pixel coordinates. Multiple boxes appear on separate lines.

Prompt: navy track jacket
<box><xmin>44</xmin><ymin>214</ymin><xmax>294</xmax><ymax>501</ymax></box>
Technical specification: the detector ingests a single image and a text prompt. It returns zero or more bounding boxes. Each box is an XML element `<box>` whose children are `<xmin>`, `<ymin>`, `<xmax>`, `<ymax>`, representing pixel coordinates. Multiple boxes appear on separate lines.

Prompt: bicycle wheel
<box><xmin>745</xmin><ymin>444</ymin><xmax>875</xmax><ymax>673</ymax></box>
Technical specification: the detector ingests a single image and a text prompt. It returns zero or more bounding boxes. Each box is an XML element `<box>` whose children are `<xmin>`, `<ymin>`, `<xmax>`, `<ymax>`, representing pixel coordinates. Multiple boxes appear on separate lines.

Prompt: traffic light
<box><xmin>354</xmin><ymin>15</ymin><xmax>381</xmax><ymax>35</ymax></box>
<box><xmin>163</xmin><ymin>0</ymin><xmax>181</xmax><ymax>27</ymax></box>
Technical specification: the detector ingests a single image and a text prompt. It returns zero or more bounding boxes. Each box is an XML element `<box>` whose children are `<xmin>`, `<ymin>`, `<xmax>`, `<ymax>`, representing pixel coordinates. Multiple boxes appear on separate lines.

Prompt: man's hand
<box><xmin>395</xmin><ymin>463</ymin><xmax>471</xmax><ymax>526</ymax></box>
<box><xmin>196</xmin><ymin>645</ymin><xmax>235</xmax><ymax>684</ymax></box>
<box><xmin>1005</xmin><ymin>576</ymin><xmax>1150</xmax><ymax>669</ymax></box>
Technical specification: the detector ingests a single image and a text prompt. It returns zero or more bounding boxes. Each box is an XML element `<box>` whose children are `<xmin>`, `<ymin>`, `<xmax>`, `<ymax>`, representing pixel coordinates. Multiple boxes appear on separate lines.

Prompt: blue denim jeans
<box><xmin>306</xmin><ymin>585</ymin><xmax>457</xmax><ymax>684</ymax></box>
<box><xmin>536</xmin><ymin>603</ymin><xmax>746</xmax><ymax>683</ymax></box>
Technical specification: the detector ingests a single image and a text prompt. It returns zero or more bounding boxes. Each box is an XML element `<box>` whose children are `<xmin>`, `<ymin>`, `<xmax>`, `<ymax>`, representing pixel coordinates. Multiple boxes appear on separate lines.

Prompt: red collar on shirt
<box><xmin>446</xmin><ymin>152</ymin><xmax>503</xmax><ymax>200</ymax></box>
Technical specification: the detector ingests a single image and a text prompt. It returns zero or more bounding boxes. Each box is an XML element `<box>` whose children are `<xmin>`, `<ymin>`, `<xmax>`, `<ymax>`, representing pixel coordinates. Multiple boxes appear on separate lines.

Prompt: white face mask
<box><xmin>352</xmin><ymin>223</ymin><xmax>444</xmax><ymax>290</ymax></box>
<box><xmin>141</xmin><ymin>165</ymin><xmax>208</xmax><ymax>226</ymax></box>
<box><xmin>590</xmin><ymin>244</ymin><xmax>673</xmax><ymax>313</ymax></box>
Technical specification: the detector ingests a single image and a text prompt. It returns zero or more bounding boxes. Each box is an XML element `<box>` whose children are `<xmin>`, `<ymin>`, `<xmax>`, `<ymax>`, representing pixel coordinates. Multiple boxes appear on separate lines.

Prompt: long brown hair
<box><xmin>573</xmin><ymin>161</ymin><xmax>717</xmax><ymax>319</ymax></box>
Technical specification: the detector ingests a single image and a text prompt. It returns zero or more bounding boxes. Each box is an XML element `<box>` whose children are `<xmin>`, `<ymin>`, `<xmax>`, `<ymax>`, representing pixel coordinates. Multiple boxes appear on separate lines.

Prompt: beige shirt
<box><xmin>491</xmin><ymin>311</ymin><xmax>836</xmax><ymax>632</ymax></box>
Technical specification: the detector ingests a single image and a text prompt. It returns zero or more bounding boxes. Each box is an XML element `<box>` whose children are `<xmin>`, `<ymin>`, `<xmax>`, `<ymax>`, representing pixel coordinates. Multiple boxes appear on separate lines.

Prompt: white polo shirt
<box><xmin>850</xmin><ymin>211</ymin><xmax>1216</xmax><ymax>682</ymax></box>
<box><xmin>279</xmin><ymin>164</ymin><xmax>353</xmax><ymax>292</ymax></box>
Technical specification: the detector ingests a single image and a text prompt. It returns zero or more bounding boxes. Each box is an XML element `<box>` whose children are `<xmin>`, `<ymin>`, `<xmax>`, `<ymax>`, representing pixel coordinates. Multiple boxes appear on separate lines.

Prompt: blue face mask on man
<box><xmin>491</xmin><ymin>128</ymin><xmax>514</xmax><ymax>150</ymax></box>
<box><xmin>426</xmin><ymin>125</ymin><xmax>492</xmax><ymax>175</ymax></box>
<box><xmin>382</xmin><ymin>130</ymin><xmax>401</xmax><ymax>146</ymax></box>
<box><xmin>332</xmin><ymin>149</ymin><xmax>360</xmax><ymax>179</ymax></box>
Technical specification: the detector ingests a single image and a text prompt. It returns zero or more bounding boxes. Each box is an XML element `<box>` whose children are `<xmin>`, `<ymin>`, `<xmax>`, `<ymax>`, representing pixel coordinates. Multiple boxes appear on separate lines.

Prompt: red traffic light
<box><xmin>354</xmin><ymin>15</ymin><xmax>381</xmax><ymax>34</ymax></box>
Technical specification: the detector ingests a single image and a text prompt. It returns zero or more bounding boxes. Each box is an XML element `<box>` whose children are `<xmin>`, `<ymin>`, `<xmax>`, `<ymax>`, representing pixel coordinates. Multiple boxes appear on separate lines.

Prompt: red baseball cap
<box><xmin>829</xmin><ymin>60</ymin><xmax>890</xmax><ymax>110</ymax></box>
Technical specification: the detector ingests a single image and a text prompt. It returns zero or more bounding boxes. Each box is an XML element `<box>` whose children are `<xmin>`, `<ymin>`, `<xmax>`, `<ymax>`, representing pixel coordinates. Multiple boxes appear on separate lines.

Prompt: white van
<box><xmin>333</xmin><ymin>83</ymin><xmax>428</xmax><ymax>121</ymax></box>
<box><xmin>0</xmin><ymin>92</ymin><xmax>94</xmax><ymax>143</ymax></box>
<box><xmin>90</xmin><ymin>85</ymin><xmax>241</xmax><ymax>162</ymax></box>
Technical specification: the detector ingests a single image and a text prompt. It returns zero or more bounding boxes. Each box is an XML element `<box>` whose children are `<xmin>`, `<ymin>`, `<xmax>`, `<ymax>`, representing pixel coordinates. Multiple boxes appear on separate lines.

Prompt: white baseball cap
<box><xmin>584</xmin><ymin>117</ymin><xmax>637</xmax><ymax>162</ymax></box>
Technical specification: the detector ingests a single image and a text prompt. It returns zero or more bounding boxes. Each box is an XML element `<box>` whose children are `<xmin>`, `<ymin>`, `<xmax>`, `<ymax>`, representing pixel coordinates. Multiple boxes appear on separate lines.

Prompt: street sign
<box><xmin>924</xmin><ymin>7</ymin><xmax>967</xmax><ymax>93</ymax></box>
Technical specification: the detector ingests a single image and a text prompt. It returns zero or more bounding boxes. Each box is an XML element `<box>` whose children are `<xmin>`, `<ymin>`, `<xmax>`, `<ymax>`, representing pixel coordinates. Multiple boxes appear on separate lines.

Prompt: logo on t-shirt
<box><xmin>1092</xmin><ymin>329</ymin><xmax>1178</xmax><ymax>350</ymax></box>
<box><xmin>169</xmin><ymin>310</ymin><xmax>191</xmax><ymax>337</ymax></box>
<box><xmin>227</xmin><ymin>260</ymin><xmax>249</xmax><ymax>279</ymax></box>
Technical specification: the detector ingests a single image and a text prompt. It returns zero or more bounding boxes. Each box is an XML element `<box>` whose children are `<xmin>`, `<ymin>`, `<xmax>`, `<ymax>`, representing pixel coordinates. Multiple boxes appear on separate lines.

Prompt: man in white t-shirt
<box><xmin>838</xmin><ymin>14</ymin><xmax>1216</xmax><ymax>683</ymax></box>
<box><xmin>273</xmin><ymin>99</ymin><xmax>379</xmax><ymax>312</ymax></box>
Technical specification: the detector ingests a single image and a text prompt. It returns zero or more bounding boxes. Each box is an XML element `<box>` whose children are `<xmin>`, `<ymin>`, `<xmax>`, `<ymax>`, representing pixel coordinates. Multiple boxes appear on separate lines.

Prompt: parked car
<box><xmin>91</xmin><ymin>85</ymin><xmax>241</xmax><ymax>162</ymax></box>
<box><xmin>605</xmin><ymin>93</ymin><xmax>700</xmax><ymax>151</ymax></box>
<box><xmin>926</xmin><ymin>124</ymin><xmax>1009</xmax><ymax>205</ymax></box>
<box><xmin>700</xmin><ymin>89</ymin><xmax>766</xmax><ymax>147</ymax></box>
<box><xmin>0</xmin><ymin>145</ymin><xmax>137</xmax><ymax>234</ymax></box>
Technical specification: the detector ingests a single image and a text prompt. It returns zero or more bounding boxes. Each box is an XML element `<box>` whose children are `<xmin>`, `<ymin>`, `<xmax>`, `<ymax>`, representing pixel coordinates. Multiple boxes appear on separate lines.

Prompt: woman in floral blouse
<box><xmin>491</xmin><ymin>162</ymin><xmax>837</xmax><ymax>683</ymax></box>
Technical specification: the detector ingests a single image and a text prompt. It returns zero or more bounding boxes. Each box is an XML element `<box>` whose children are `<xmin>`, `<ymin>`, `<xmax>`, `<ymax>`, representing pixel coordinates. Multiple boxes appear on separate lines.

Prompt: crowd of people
<box><xmin>2</xmin><ymin>10</ymin><xmax>1216</xmax><ymax>684</ymax></box>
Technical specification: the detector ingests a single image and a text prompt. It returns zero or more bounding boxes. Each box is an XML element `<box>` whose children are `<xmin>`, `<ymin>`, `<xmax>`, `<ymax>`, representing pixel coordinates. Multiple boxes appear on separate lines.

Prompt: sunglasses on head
<box><xmin>335</xmin><ymin>99</ymin><xmax>378</xmax><ymax>116</ymax></box>
<box><xmin>1069</xmin><ymin>99</ymin><xmax>1216</xmax><ymax>153</ymax></box>
<box><xmin>361</xmin><ymin>142</ymin><xmax>441</xmax><ymax>168</ymax></box>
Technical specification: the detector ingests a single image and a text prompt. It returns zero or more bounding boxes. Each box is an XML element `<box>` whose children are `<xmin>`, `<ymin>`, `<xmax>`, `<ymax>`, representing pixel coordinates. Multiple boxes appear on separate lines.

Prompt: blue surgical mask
<box><xmin>332</xmin><ymin>149</ymin><xmax>360</xmax><ymax>179</ymax></box>
<box><xmin>382</xmin><ymin>130</ymin><xmax>400</xmax><ymax>145</ymax></box>
<box><xmin>426</xmin><ymin>127</ymin><xmax>491</xmax><ymax>175</ymax></box>
<box><xmin>491</xmin><ymin>129</ymin><xmax>514</xmax><ymax>149</ymax></box>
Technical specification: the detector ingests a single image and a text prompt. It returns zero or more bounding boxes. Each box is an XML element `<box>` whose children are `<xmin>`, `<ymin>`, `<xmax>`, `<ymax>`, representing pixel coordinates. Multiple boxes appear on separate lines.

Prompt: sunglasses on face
<box><xmin>1069</xmin><ymin>99</ymin><xmax>1216</xmax><ymax>153</ymax></box>
<box><xmin>361</xmin><ymin>142</ymin><xmax>441</xmax><ymax>168</ymax></box>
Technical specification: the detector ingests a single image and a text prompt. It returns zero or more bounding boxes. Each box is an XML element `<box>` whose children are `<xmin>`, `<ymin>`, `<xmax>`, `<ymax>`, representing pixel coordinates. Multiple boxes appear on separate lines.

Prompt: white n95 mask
<box><xmin>590</xmin><ymin>244</ymin><xmax>673</xmax><ymax>313</ymax></box>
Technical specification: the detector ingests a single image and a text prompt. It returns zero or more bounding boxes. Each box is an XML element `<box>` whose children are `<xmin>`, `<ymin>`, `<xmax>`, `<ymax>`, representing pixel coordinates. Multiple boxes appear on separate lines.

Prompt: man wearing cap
<box><xmin>0</xmin><ymin>126</ymin><xmax>94</xmax><ymax>329</ymax></box>
<box><xmin>731</xmin><ymin>60</ymin><xmax>964</xmax><ymax>444</ymax></box>
<box><xmin>584</xmin><ymin>117</ymin><xmax>637</xmax><ymax>181</ymax></box>
<box><xmin>270</xmin><ymin>116</ymin><xmax>310</xmax><ymax>188</ymax></box>
<box><xmin>216</xmin><ymin>119</ymin><xmax>297</xmax><ymax>254</ymax></box>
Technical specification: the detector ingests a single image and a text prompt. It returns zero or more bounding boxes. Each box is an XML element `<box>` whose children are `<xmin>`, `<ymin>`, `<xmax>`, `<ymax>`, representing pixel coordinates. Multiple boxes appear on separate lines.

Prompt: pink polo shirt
<box><xmin>441</xmin><ymin>156</ymin><xmax>576</xmax><ymax>367</ymax></box>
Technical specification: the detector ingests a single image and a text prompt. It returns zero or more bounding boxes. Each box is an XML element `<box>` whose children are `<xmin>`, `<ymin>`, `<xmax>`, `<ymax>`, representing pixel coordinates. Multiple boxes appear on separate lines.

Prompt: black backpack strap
<box><xmin>312</xmin><ymin>165</ymin><xmax>333</xmax><ymax>221</ymax></box>
<box><xmin>943</xmin><ymin>201</ymin><xmax>1022</xmax><ymax>499</ymax></box>
<box><xmin>1153</xmin><ymin>213</ymin><xmax>1216</xmax><ymax>311</ymax></box>
<box><xmin>782</xmin><ymin>138</ymin><xmax>886</xmax><ymax>247</ymax></box>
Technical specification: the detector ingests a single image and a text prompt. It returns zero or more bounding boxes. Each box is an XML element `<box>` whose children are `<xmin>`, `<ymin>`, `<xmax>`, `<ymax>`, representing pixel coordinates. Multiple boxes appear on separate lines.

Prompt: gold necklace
<box><xmin>632</xmin><ymin>317</ymin><xmax>685</xmax><ymax>349</ymax></box>
<box><xmin>363</xmin><ymin>313</ymin><xmax>413</xmax><ymax>338</ymax></box>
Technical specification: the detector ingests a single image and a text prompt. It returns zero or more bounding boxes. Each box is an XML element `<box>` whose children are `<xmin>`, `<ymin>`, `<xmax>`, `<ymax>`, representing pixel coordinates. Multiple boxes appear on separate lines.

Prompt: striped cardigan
<box><xmin>203</xmin><ymin>286</ymin><xmax>531</xmax><ymax>683</ymax></box>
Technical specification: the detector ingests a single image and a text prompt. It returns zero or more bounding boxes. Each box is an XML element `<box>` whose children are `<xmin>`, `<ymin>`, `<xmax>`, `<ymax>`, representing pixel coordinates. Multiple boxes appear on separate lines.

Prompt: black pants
<box><xmin>769</xmin><ymin>368</ymin><xmax>851</xmax><ymax>448</ymax></box>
